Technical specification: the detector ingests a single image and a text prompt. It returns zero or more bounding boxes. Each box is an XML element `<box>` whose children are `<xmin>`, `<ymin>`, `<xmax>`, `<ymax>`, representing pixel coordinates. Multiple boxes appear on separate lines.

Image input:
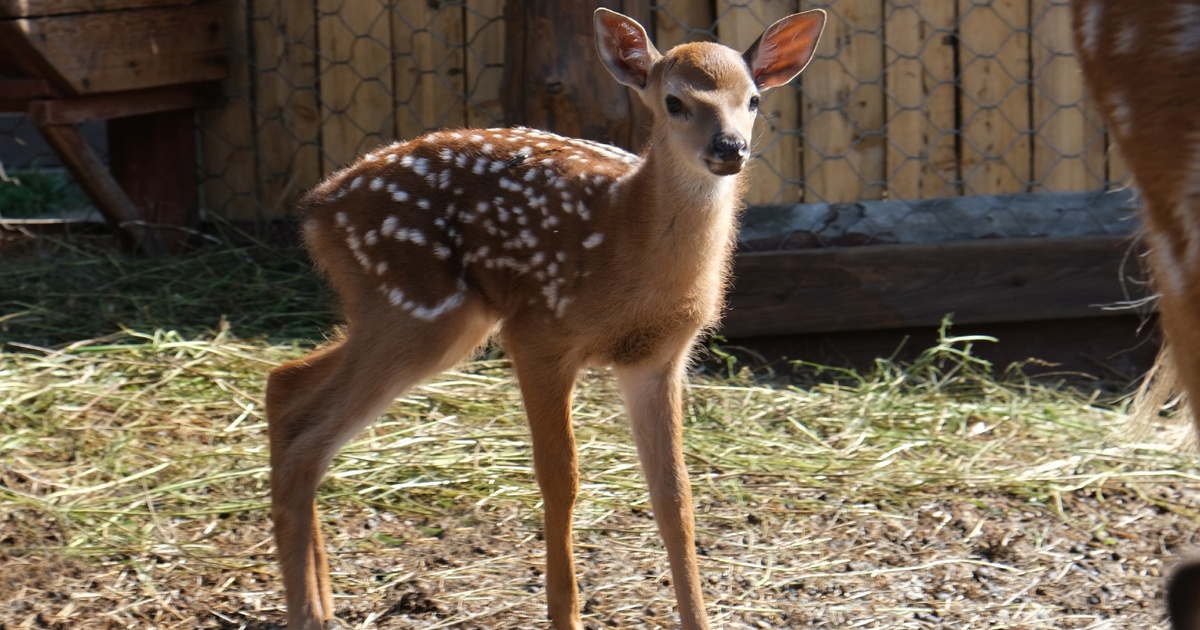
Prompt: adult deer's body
<box><xmin>1070</xmin><ymin>1</ymin><xmax>1200</xmax><ymax>628</ymax></box>
<box><xmin>267</xmin><ymin>9</ymin><xmax>825</xmax><ymax>629</ymax></box>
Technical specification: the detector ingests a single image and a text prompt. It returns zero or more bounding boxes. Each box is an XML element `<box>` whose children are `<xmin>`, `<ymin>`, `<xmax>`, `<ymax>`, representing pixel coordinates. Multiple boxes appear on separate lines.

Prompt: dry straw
<box><xmin>2</xmin><ymin>235</ymin><xmax>1198</xmax><ymax>628</ymax></box>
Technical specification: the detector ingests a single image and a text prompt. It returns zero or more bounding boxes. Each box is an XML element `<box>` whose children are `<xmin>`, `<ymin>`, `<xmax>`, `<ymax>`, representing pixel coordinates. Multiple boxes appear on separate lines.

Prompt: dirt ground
<box><xmin>4</xmin><ymin>422</ymin><xmax>1199</xmax><ymax>629</ymax></box>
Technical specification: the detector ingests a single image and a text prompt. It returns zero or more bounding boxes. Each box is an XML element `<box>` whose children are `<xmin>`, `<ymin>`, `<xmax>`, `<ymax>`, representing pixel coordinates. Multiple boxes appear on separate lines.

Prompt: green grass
<box><xmin>0</xmin><ymin>169</ymin><xmax>89</xmax><ymax>219</ymax></box>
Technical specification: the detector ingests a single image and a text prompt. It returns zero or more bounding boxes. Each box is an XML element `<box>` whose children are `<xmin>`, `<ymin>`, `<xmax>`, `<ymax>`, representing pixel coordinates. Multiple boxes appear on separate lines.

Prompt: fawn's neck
<box><xmin>610</xmin><ymin>140</ymin><xmax>745</xmax><ymax>283</ymax></box>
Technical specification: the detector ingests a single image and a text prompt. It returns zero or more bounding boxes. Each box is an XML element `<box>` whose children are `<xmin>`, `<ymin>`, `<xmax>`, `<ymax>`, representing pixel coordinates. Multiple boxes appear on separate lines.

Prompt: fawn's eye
<box><xmin>665</xmin><ymin>95</ymin><xmax>684</xmax><ymax>115</ymax></box>
<box><xmin>749</xmin><ymin>95</ymin><xmax>760</xmax><ymax>111</ymax></box>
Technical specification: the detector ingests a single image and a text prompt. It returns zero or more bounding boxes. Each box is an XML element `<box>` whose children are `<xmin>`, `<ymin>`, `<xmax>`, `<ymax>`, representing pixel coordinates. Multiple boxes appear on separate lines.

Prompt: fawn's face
<box><xmin>648</xmin><ymin>44</ymin><xmax>760</xmax><ymax>177</ymax></box>
<box><xmin>594</xmin><ymin>7</ymin><xmax>825</xmax><ymax>179</ymax></box>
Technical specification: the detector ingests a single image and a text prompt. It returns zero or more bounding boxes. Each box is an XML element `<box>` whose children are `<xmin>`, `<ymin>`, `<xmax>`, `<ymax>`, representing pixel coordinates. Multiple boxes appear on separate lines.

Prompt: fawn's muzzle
<box><xmin>706</xmin><ymin>134</ymin><xmax>748</xmax><ymax>175</ymax></box>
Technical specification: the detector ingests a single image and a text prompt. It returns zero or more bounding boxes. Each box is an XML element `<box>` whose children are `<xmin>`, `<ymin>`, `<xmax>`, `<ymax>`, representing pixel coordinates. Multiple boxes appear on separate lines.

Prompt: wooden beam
<box><xmin>0</xmin><ymin>20</ymin><xmax>77</xmax><ymax>94</ymax></box>
<box><xmin>26</xmin><ymin>84</ymin><xmax>216</xmax><ymax>125</ymax></box>
<box><xmin>0</xmin><ymin>79</ymin><xmax>58</xmax><ymax>103</ymax></box>
<box><xmin>722</xmin><ymin>235</ymin><xmax>1146</xmax><ymax>337</ymax></box>
<box><xmin>0</xmin><ymin>0</ymin><xmax>199</xmax><ymax>19</ymax></box>
<box><xmin>4</xmin><ymin>2</ymin><xmax>227</xmax><ymax>94</ymax></box>
<box><xmin>35</xmin><ymin>122</ymin><xmax>160</xmax><ymax>253</ymax></box>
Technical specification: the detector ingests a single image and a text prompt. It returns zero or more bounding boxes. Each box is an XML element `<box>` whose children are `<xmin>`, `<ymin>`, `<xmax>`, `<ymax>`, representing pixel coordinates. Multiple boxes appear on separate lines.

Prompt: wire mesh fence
<box><xmin>2</xmin><ymin>0</ymin><xmax>1137</xmax><ymax>248</ymax></box>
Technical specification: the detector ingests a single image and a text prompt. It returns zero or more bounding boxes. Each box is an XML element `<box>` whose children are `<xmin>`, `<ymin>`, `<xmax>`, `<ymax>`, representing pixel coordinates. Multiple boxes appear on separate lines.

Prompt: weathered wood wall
<box><xmin>201</xmin><ymin>0</ymin><xmax>1119</xmax><ymax>222</ymax></box>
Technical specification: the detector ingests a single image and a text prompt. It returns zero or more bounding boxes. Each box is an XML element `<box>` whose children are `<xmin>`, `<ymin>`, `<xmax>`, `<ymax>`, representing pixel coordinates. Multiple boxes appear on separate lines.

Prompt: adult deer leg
<box><xmin>615</xmin><ymin>352</ymin><xmax>709</xmax><ymax>630</ymax></box>
<box><xmin>509</xmin><ymin>345</ymin><xmax>584</xmax><ymax>630</ymax></box>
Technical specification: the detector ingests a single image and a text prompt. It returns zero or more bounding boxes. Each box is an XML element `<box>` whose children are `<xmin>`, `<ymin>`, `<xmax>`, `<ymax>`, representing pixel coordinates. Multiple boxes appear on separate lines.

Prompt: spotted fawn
<box><xmin>266</xmin><ymin>8</ymin><xmax>825</xmax><ymax>629</ymax></box>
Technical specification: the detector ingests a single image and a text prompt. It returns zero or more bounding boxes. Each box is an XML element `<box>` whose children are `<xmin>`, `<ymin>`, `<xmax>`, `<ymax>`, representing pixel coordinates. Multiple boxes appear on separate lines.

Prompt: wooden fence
<box><xmin>201</xmin><ymin>0</ymin><xmax>1122</xmax><ymax>229</ymax></box>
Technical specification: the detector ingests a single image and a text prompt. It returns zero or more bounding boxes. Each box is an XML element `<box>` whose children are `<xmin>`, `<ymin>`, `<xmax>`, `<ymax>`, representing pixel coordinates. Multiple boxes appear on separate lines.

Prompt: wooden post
<box><xmin>108</xmin><ymin>110</ymin><xmax>199</xmax><ymax>252</ymax></box>
<box><xmin>501</xmin><ymin>0</ymin><xmax>650</xmax><ymax>151</ymax></box>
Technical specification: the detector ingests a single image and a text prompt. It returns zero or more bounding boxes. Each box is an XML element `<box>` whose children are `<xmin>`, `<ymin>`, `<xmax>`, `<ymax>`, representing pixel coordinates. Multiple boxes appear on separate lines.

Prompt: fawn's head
<box><xmin>594</xmin><ymin>8</ymin><xmax>825</xmax><ymax>178</ymax></box>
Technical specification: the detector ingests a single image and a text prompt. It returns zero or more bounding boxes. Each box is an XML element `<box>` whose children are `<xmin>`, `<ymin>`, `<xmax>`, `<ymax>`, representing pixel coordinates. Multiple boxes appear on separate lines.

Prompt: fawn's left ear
<box><xmin>595</xmin><ymin>8</ymin><xmax>662</xmax><ymax>90</ymax></box>
<box><xmin>743</xmin><ymin>9</ymin><xmax>827</xmax><ymax>91</ymax></box>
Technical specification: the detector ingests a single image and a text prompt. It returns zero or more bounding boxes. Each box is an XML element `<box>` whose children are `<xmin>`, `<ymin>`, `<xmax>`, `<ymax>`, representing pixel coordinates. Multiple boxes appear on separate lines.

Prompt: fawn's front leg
<box><xmin>615</xmin><ymin>354</ymin><xmax>709</xmax><ymax>630</ymax></box>
<box><xmin>511</xmin><ymin>347</ymin><xmax>584</xmax><ymax>630</ymax></box>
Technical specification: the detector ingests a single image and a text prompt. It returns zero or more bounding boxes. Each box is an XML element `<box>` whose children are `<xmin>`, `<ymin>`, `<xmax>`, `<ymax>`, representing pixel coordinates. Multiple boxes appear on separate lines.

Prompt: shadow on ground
<box><xmin>0</xmin><ymin>233</ymin><xmax>336</xmax><ymax>348</ymax></box>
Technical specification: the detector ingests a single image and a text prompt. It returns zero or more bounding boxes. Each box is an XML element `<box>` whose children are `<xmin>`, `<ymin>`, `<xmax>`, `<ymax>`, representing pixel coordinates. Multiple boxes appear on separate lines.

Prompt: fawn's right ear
<box><xmin>594</xmin><ymin>8</ymin><xmax>661</xmax><ymax>90</ymax></box>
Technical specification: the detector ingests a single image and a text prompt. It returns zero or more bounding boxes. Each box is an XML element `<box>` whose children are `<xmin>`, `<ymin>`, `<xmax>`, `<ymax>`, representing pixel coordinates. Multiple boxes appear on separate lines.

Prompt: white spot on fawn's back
<box><xmin>1173</xmin><ymin>4</ymin><xmax>1200</xmax><ymax>55</ymax></box>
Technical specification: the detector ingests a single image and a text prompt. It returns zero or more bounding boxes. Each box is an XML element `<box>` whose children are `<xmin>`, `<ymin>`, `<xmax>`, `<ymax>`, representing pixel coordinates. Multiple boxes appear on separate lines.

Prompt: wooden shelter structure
<box><xmin>0</xmin><ymin>0</ymin><xmax>226</xmax><ymax>252</ymax></box>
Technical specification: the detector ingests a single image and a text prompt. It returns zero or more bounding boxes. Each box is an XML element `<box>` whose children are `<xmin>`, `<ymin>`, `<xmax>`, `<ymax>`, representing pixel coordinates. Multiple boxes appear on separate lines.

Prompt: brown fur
<box><xmin>1071</xmin><ymin>2</ymin><xmax>1200</xmax><ymax>628</ymax></box>
<box><xmin>266</xmin><ymin>8</ymin><xmax>825</xmax><ymax>630</ymax></box>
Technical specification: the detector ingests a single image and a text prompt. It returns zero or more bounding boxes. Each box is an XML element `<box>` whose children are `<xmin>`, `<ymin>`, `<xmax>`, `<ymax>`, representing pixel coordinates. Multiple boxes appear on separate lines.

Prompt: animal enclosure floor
<box><xmin>1</xmin><ymin>237</ymin><xmax>1198</xmax><ymax>629</ymax></box>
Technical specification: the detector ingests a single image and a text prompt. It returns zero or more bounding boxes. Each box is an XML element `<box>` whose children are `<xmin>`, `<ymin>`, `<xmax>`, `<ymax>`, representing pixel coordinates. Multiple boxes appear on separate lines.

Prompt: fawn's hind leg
<box><xmin>266</xmin><ymin>303</ymin><xmax>495</xmax><ymax>629</ymax></box>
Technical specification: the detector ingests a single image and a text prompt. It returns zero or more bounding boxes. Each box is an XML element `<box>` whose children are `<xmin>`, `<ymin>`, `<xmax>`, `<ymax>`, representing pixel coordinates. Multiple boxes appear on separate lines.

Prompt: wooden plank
<box><xmin>27</xmin><ymin>84</ymin><xmax>216</xmax><ymax>125</ymax></box>
<box><xmin>501</xmin><ymin>0</ymin><xmax>639</xmax><ymax>149</ymax></box>
<box><xmin>654</xmin><ymin>0</ymin><xmax>714</xmax><ymax>49</ymax></box>
<box><xmin>465</xmin><ymin>0</ymin><xmax>505</xmax><ymax>128</ymax></box>
<box><xmin>251</xmin><ymin>0</ymin><xmax>319</xmax><ymax>219</ymax></box>
<box><xmin>108</xmin><ymin>109</ymin><xmax>198</xmax><ymax>252</ymax></box>
<box><xmin>317</xmin><ymin>0</ymin><xmax>394</xmax><ymax>171</ymax></box>
<box><xmin>1031</xmin><ymin>0</ymin><xmax>1103</xmax><ymax>192</ymax></box>
<box><xmin>0</xmin><ymin>0</ymin><xmax>196</xmax><ymax>19</ymax></box>
<box><xmin>0</xmin><ymin>79</ymin><xmax>57</xmax><ymax>102</ymax></box>
<box><xmin>200</xmin><ymin>0</ymin><xmax>256</xmax><ymax>220</ymax></box>
<box><xmin>8</xmin><ymin>2</ymin><xmax>227</xmax><ymax>94</ymax></box>
<box><xmin>0</xmin><ymin>20</ymin><xmax>78</xmax><ymax>93</ymax></box>
<box><xmin>394</xmin><ymin>0</ymin><xmax>466</xmax><ymax>139</ymax></box>
<box><xmin>800</xmin><ymin>0</ymin><xmax>886</xmax><ymax>203</ymax></box>
<box><xmin>722</xmin><ymin>235</ymin><xmax>1142</xmax><ymax>337</ymax></box>
<box><xmin>884</xmin><ymin>0</ymin><xmax>957</xmax><ymax>199</ymax></box>
<box><xmin>718</xmin><ymin>0</ymin><xmax>801</xmax><ymax>205</ymax></box>
<box><xmin>959</xmin><ymin>0</ymin><xmax>1031</xmax><ymax>194</ymax></box>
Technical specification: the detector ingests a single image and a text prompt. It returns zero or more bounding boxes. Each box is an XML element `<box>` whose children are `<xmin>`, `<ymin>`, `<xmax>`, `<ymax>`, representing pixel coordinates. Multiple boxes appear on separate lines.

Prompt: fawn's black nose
<box><xmin>706</xmin><ymin>133</ymin><xmax>749</xmax><ymax>175</ymax></box>
<box><xmin>710</xmin><ymin>134</ymin><xmax>748</xmax><ymax>163</ymax></box>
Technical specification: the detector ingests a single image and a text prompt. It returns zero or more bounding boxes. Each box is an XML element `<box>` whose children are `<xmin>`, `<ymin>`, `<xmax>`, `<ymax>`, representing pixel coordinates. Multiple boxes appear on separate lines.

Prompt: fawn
<box><xmin>266</xmin><ymin>8</ymin><xmax>826</xmax><ymax>629</ymax></box>
<box><xmin>1071</xmin><ymin>1</ymin><xmax>1200</xmax><ymax>628</ymax></box>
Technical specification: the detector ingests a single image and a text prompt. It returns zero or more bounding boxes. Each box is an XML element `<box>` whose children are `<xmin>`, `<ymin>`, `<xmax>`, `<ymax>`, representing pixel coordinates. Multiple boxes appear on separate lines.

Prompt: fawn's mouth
<box><xmin>705</xmin><ymin>159</ymin><xmax>745</xmax><ymax>176</ymax></box>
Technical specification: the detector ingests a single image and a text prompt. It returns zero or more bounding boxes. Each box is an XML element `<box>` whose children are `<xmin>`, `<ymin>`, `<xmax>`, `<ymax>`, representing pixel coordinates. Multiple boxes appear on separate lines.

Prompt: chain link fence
<box><xmin>2</xmin><ymin>0</ymin><xmax>1137</xmax><ymax>248</ymax></box>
